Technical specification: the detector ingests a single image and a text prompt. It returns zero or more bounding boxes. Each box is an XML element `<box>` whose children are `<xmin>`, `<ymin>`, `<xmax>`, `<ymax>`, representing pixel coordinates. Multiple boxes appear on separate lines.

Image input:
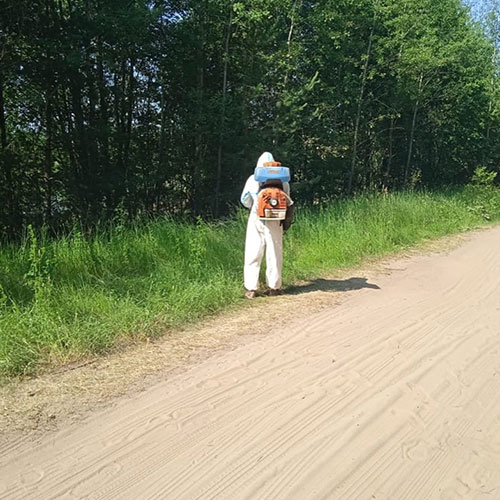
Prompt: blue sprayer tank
<box><xmin>254</xmin><ymin>162</ymin><xmax>290</xmax><ymax>184</ymax></box>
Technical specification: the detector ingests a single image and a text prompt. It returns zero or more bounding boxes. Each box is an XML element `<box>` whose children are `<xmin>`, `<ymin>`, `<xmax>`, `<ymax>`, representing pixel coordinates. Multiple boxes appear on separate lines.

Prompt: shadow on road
<box><xmin>285</xmin><ymin>277</ymin><xmax>380</xmax><ymax>295</ymax></box>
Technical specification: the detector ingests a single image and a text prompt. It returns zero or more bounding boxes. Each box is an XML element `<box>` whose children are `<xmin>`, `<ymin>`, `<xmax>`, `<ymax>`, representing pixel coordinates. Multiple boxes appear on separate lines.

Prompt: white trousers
<box><xmin>244</xmin><ymin>214</ymin><xmax>283</xmax><ymax>291</ymax></box>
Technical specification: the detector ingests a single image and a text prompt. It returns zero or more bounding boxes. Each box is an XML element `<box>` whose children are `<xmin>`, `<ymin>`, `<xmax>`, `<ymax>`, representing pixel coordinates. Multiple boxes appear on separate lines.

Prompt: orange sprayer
<box><xmin>256</xmin><ymin>187</ymin><xmax>287</xmax><ymax>220</ymax></box>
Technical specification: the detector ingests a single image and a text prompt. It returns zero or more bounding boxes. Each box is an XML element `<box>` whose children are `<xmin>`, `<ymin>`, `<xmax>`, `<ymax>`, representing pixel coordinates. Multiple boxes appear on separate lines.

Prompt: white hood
<box><xmin>256</xmin><ymin>152</ymin><xmax>275</xmax><ymax>168</ymax></box>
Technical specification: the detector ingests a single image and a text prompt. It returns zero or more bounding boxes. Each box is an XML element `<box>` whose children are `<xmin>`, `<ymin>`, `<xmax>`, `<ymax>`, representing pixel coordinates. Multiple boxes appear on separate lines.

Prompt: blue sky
<box><xmin>463</xmin><ymin>0</ymin><xmax>498</xmax><ymax>22</ymax></box>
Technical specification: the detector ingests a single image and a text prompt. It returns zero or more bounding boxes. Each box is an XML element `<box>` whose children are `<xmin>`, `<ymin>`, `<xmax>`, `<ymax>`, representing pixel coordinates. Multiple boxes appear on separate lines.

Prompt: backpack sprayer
<box><xmin>254</xmin><ymin>161</ymin><xmax>290</xmax><ymax>220</ymax></box>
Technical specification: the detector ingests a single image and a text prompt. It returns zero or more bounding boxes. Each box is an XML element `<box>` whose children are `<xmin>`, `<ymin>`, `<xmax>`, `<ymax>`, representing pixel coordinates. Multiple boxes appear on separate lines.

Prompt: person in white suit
<box><xmin>240</xmin><ymin>152</ymin><xmax>293</xmax><ymax>299</ymax></box>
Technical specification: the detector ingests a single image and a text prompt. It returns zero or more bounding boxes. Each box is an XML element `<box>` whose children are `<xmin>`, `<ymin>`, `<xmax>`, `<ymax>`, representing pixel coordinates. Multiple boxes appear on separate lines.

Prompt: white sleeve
<box><xmin>240</xmin><ymin>176</ymin><xmax>258</xmax><ymax>209</ymax></box>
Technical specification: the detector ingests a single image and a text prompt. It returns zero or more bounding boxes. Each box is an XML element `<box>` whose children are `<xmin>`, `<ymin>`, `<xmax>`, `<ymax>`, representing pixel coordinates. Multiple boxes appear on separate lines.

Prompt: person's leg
<box><xmin>264</xmin><ymin>220</ymin><xmax>283</xmax><ymax>290</ymax></box>
<box><xmin>244</xmin><ymin>216</ymin><xmax>265</xmax><ymax>292</ymax></box>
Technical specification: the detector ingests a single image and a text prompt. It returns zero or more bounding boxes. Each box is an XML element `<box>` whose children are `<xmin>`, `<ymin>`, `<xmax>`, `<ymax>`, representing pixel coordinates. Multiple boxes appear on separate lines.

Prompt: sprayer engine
<box><xmin>256</xmin><ymin>187</ymin><xmax>287</xmax><ymax>220</ymax></box>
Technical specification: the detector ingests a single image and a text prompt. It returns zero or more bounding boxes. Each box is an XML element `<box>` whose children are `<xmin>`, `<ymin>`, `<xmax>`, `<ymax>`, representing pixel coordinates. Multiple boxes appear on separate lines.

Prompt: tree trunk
<box><xmin>159</xmin><ymin>76</ymin><xmax>167</xmax><ymax>175</ymax></box>
<box><xmin>0</xmin><ymin>71</ymin><xmax>7</xmax><ymax>150</ymax></box>
<box><xmin>283</xmin><ymin>0</ymin><xmax>300</xmax><ymax>88</ymax></box>
<box><xmin>348</xmin><ymin>15</ymin><xmax>375</xmax><ymax>194</ymax></box>
<box><xmin>97</xmin><ymin>37</ymin><xmax>111</xmax><ymax>211</ymax></box>
<box><xmin>404</xmin><ymin>73</ymin><xmax>423</xmax><ymax>186</ymax></box>
<box><xmin>404</xmin><ymin>103</ymin><xmax>419</xmax><ymax>186</ymax></box>
<box><xmin>0</xmin><ymin>69</ymin><xmax>17</xmax><ymax>238</ymax></box>
<box><xmin>385</xmin><ymin>116</ymin><xmax>394</xmax><ymax>180</ymax></box>
<box><xmin>193</xmin><ymin>66</ymin><xmax>204</xmax><ymax>216</ymax></box>
<box><xmin>215</xmin><ymin>2</ymin><xmax>233</xmax><ymax>217</ymax></box>
<box><xmin>71</xmin><ymin>82</ymin><xmax>89</xmax><ymax>210</ymax></box>
<box><xmin>111</xmin><ymin>62</ymin><xmax>127</xmax><ymax>210</ymax></box>
<box><xmin>486</xmin><ymin>48</ymin><xmax>497</xmax><ymax>142</ymax></box>
<box><xmin>44</xmin><ymin>86</ymin><xmax>54</xmax><ymax>225</ymax></box>
<box><xmin>64</xmin><ymin>87</ymin><xmax>79</xmax><ymax>199</ymax></box>
<box><xmin>124</xmin><ymin>59</ymin><xmax>135</xmax><ymax>217</ymax></box>
<box><xmin>192</xmin><ymin>3</ymin><xmax>206</xmax><ymax>217</ymax></box>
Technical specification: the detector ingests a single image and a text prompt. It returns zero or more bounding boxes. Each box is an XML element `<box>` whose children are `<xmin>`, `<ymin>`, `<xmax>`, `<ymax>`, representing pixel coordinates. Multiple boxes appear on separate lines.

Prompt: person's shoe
<box><xmin>266</xmin><ymin>288</ymin><xmax>283</xmax><ymax>296</ymax></box>
<box><xmin>245</xmin><ymin>290</ymin><xmax>257</xmax><ymax>299</ymax></box>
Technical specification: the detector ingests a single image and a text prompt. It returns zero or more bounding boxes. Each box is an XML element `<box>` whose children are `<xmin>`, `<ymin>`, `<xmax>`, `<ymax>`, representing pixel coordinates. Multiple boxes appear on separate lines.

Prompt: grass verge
<box><xmin>1</xmin><ymin>187</ymin><xmax>499</xmax><ymax>378</ymax></box>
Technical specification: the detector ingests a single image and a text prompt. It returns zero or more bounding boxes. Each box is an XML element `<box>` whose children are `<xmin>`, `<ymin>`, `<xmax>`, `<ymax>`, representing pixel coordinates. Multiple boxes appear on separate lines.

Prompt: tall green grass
<box><xmin>1</xmin><ymin>187</ymin><xmax>499</xmax><ymax>378</ymax></box>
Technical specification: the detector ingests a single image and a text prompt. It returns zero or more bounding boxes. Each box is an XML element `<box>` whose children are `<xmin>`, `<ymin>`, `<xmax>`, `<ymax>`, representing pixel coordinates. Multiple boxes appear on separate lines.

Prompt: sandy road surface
<box><xmin>2</xmin><ymin>227</ymin><xmax>500</xmax><ymax>499</ymax></box>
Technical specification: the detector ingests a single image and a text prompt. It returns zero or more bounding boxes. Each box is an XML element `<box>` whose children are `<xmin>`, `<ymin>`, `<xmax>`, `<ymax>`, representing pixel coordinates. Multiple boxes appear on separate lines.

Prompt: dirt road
<box><xmin>2</xmin><ymin>227</ymin><xmax>500</xmax><ymax>499</ymax></box>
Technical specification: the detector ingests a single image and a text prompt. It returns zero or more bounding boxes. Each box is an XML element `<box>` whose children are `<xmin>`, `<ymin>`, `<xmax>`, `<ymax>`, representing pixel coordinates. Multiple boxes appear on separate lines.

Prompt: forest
<box><xmin>1</xmin><ymin>0</ymin><xmax>499</xmax><ymax>240</ymax></box>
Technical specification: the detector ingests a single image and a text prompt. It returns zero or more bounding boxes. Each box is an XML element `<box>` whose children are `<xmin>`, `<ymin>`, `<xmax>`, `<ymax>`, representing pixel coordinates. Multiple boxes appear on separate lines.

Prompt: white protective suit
<box><xmin>240</xmin><ymin>152</ymin><xmax>293</xmax><ymax>292</ymax></box>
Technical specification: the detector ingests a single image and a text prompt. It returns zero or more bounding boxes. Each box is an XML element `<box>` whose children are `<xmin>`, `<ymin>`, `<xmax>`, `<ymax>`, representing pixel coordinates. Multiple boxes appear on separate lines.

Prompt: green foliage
<box><xmin>1</xmin><ymin>0</ymin><xmax>500</xmax><ymax>238</ymax></box>
<box><xmin>24</xmin><ymin>225</ymin><xmax>52</xmax><ymax>303</ymax></box>
<box><xmin>471</xmin><ymin>166</ymin><xmax>498</xmax><ymax>187</ymax></box>
<box><xmin>464</xmin><ymin>166</ymin><xmax>499</xmax><ymax>220</ymax></box>
<box><xmin>3</xmin><ymin>0</ymin><xmax>500</xmax><ymax>378</ymax></box>
<box><xmin>1</xmin><ymin>188</ymin><xmax>500</xmax><ymax>378</ymax></box>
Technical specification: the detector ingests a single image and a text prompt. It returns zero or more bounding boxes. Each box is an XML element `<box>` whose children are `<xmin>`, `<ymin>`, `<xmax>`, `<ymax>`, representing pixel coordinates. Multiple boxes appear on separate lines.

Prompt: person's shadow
<box><xmin>285</xmin><ymin>277</ymin><xmax>380</xmax><ymax>295</ymax></box>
